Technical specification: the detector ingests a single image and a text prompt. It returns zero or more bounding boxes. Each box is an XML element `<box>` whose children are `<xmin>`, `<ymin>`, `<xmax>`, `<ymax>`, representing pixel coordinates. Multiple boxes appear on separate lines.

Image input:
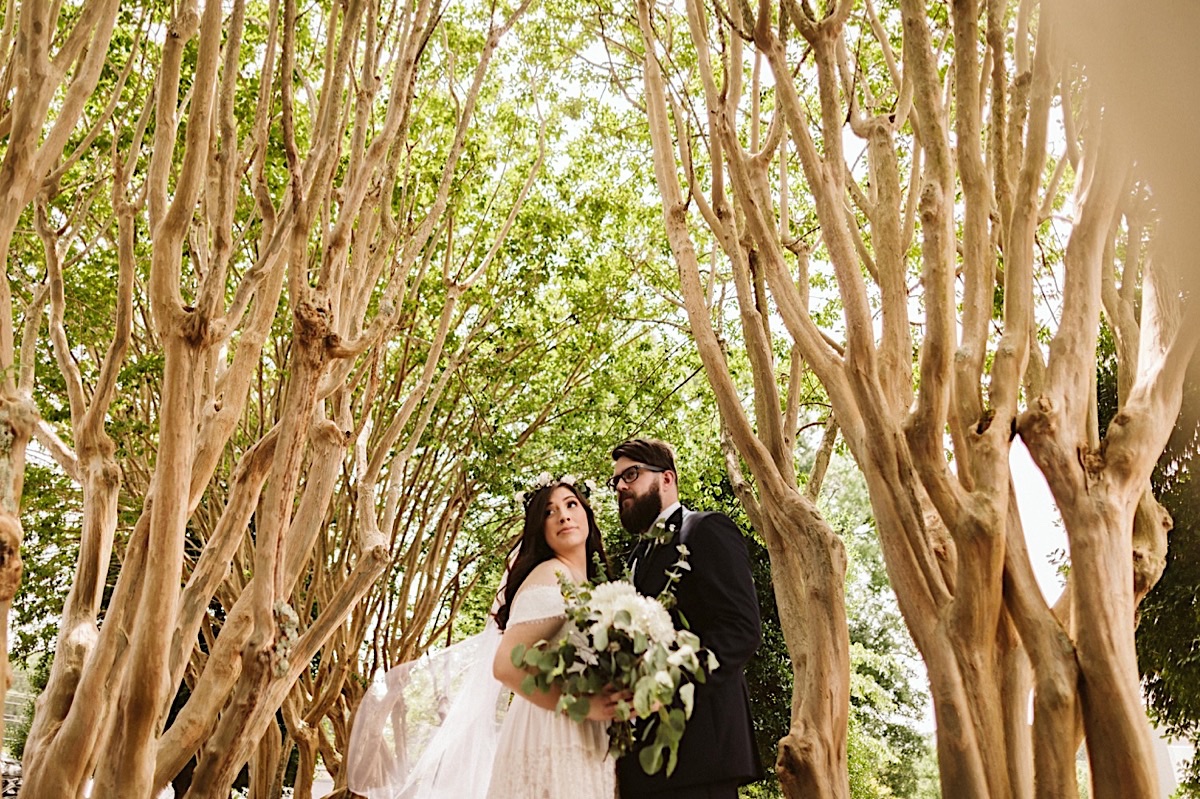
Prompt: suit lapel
<box><xmin>630</xmin><ymin>507</ymin><xmax>684</xmax><ymax>593</ymax></box>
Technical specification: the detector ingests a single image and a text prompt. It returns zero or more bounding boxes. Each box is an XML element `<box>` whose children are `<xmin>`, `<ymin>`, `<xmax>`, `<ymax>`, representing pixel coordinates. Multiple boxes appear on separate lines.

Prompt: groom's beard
<box><xmin>618</xmin><ymin>483</ymin><xmax>663</xmax><ymax>535</ymax></box>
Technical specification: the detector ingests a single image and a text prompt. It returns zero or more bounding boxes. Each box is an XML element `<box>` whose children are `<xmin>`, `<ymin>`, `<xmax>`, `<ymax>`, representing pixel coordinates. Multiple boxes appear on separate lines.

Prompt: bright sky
<box><xmin>1010</xmin><ymin>439</ymin><xmax>1068</xmax><ymax>605</ymax></box>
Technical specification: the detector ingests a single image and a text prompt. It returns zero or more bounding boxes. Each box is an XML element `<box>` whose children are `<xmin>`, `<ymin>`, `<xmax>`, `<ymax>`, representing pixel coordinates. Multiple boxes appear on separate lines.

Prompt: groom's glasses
<box><xmin>605</xmin><ymin>464</ymin><xmax>666</xmax><ymax>492</ymax></box>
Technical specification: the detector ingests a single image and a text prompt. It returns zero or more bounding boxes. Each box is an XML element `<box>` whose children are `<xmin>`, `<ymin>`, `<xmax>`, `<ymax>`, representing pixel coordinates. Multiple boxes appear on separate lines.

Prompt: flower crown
<box><xmin>514</xmin><ymin>473</ymin><xmax>598</xmax><ymax>508</ymax></box>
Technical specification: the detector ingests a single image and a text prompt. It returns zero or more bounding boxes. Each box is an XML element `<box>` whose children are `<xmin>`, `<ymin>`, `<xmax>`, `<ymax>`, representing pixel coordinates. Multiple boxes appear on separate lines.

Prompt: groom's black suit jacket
<box><xmin>618</xmin><ymin>507</ymin><xmax>763</xmax><ymax>795</ymax></box>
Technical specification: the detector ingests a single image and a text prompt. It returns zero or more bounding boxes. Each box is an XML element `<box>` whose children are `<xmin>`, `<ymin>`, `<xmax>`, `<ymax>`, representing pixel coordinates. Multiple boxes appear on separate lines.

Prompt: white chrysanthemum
<box><xmin>588</xmin><ymin>581</ymin><xmax>676</xmax><ymax>643</ymax></box>
<box><xmin>560</xmin><ymin>474</ymin><xmax>577</xmax><ymax>485</ymax></box>
<box><xmin>587</xmin><ymin>581</ymin><xmax>641</xmax><ymax>615</ymax></box>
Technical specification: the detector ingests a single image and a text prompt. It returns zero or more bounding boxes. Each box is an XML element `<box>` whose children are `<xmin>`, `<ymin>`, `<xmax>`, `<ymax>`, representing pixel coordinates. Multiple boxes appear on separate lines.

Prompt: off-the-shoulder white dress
<box><xmin>486</xmin><ymin>584</ymin><xmax>617</xmax><ymax>799</ymax></box>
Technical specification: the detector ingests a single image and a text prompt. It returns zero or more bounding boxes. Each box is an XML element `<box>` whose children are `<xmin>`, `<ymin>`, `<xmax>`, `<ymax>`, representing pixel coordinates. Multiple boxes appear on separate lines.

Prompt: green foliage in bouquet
<box><xmin>509</xmin><ymin>545</ymin><xmax>716</xmax><ymax>776</ymax></box>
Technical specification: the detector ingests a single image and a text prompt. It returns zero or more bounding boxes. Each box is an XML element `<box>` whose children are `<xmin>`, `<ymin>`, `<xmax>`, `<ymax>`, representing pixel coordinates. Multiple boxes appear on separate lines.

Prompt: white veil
<box><xmin>346</xmin><ymin>621</ymin><xmax>510</xmax><ymax>798</ymax></box>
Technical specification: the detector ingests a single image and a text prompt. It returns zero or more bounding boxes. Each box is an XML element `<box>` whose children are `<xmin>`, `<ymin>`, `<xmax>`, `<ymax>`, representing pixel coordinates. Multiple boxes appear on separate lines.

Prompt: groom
<box><xmin>610</xmin><ymin>438</ymin><xmax>762</xmax><ymax>798</ymax></box>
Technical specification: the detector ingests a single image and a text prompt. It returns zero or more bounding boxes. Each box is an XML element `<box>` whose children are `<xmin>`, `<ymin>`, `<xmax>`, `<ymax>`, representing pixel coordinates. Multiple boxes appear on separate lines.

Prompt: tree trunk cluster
<box><xmin>630</xmin><ymin>0</ymin><xmax>1200</xmax><ymax>796</ymax></box>
<box><xmin>0</xmin><ymin>0</ymin><xmax>559</xmax><ymax>797</ymax></box>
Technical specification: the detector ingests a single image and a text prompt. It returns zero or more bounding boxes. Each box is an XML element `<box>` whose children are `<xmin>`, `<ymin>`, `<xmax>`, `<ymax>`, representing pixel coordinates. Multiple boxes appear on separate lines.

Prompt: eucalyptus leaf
<box><xmin>679</xmin><ymin>682</ymin><xmax>695</xmax><ymax>718</ymax></box>
<box><xmin>639</xmin><ymin>744</ymin><xmax>664</xmax><ymax>776</ymax></box>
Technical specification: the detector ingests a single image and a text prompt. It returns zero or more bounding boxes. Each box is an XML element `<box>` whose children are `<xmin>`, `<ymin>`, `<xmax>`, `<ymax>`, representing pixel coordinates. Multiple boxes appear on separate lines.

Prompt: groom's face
<box><xmin>613</xmin><ymin>456</ymin><xmax>665</xmax><ymax>535</ymax></box>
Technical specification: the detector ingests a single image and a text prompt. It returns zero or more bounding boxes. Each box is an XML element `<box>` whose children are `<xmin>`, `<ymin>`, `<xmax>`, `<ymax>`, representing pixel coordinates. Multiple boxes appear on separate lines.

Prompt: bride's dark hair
<box><xmin>494</xmin><ymin>482</ymin><xmax>610</xmax><ymax>630</ymax></box>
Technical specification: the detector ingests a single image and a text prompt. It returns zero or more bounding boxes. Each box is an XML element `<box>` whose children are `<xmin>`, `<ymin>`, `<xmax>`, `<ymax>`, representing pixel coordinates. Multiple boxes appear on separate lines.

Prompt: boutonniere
<box><xmin>644</xmin><ymin>517</ymin><xmax>678</xmax><ymax>546</ymax></box>
<box><xmin>658</xmin><ymin>544</ymin><xmax>692</xmax><ymax>609</ymax></box>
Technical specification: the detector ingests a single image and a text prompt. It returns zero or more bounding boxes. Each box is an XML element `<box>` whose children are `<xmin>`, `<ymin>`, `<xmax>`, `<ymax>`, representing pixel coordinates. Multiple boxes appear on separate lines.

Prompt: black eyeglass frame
<box><xmin>605</xmin><ymin>464</ymin><xmax>667</xmax><ymax>492</ymax></box>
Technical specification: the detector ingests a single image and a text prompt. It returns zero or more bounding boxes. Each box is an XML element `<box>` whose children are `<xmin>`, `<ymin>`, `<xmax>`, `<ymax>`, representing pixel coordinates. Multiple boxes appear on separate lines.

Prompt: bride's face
<box><xmin>543</xmin><ymin>485</ymin><xmax>589</xmax><ymax>558</ymax></box>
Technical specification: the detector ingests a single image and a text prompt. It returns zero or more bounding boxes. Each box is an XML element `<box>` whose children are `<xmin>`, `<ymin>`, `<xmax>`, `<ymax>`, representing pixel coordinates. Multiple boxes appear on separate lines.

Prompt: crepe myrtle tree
<box><xmin>0</xmin><ymin>0</ymin><xmax>125</xmax><ymax>749</ymax></box>
<box><xmin>3</xmin><ymin>0</ymin><xmax>550</xmax><ymax>796</ymax></box>
<box><xmin>621</xmin><ymin>0</ymin><xmax>1200</xmax><ymax>797</ymax></box>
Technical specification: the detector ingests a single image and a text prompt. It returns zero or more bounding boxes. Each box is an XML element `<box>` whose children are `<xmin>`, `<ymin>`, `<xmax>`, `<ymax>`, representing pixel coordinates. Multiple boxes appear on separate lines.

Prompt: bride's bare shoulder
<box><xmin>522</xmin><ymin>559</ymin><xmax>572</xmax><ymax>588</ymax></box>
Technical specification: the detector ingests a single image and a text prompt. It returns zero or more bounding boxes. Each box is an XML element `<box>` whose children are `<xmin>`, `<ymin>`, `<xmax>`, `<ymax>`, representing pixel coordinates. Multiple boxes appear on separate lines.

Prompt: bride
<box><xmin>346</xmin><ymin>477</ymin><xmax>618</xmax><ymax>798</ymax></box>
<box><xmin>488</xmin><ymin>479</ymin><xmax>618</xmax><ymax>797</ymax></box>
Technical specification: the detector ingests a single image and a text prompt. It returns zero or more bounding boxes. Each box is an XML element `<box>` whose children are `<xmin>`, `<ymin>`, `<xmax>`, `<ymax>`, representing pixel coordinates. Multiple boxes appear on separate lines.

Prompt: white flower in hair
<box><xmin>515</xmin><ymin>471</ymin><xmax>597</xmax><ymax>508</ymax></box>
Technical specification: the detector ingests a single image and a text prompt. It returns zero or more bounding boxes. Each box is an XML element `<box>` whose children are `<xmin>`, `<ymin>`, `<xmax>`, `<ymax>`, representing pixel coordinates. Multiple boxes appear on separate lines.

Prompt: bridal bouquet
<box><xmin>510</xmin><ymin>548</ymin><xmax>717</xmax><ymax>776</ymax></box>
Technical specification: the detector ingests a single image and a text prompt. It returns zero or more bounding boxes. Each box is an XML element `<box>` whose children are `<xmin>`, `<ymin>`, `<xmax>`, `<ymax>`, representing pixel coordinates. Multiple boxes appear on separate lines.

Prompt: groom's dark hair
<box><xmin>611</xmin><ymin>438</ymin><xmax>676</xmax><ymax>474</ymax></box>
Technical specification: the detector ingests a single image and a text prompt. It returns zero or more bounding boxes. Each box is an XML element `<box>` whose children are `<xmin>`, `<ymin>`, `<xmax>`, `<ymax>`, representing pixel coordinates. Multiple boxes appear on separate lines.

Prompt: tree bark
<box><xmin>627</xmin><ymin>0</ymin><xmax>1197</xmax><ymax>796</ymax></box>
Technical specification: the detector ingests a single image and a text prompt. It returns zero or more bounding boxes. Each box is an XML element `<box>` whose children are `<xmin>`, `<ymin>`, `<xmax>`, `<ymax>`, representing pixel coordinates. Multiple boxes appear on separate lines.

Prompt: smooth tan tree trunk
<box><xmin>11</xmin><ymin>0</ymin><xmax>540</xmax><ymax>797</ymax></box>
<box><xmin>629</xmin><ymin>0</ymin><xmax>1200</xmax><ymax>796</ymax></box>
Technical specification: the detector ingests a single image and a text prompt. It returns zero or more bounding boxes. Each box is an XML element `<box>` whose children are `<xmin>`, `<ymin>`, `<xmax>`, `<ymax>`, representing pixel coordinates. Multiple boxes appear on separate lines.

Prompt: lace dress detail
<box><xmin>506</xmin><ymin>584</ymin><xmax>570</xmax><ymax>626</ymax></box>
<box><xmin>486</xmin><ymin>585</ymin><xmax>616</xmax><ymax>799</ymax></box>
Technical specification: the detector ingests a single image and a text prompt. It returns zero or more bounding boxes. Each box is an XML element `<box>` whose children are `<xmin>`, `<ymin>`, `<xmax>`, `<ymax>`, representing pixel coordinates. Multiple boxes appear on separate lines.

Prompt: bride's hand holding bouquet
<box><xmin>511</xmin><ymin>547</ymin><xmax>717</xmax><ymax>777</ymax></box>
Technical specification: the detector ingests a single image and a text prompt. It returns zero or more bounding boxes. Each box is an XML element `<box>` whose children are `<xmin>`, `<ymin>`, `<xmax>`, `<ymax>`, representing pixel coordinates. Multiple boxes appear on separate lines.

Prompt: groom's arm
<box><xmin>685</xmin><ymin>514</ymin><xmax>762</xmax><ymax>681</ymax></box>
